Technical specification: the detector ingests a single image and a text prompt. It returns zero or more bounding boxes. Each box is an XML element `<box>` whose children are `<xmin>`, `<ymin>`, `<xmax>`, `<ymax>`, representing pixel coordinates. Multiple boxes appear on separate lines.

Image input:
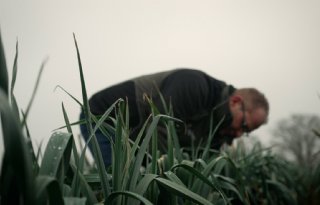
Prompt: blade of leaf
<box><xmin>35</xmin><ymin>176</ymin><xmax>64</xmax><ymax>204</ymax></box>
<box><xmin>62</xmin><ymin>102</ymin><xmax>82</xmax><ymax>197</ymax></box>
<box><xmin>171</xmin><ymin>163</ymin><xmax>229</xmax><ymax>204</ymax></box>
<box><xmin>21</xmin><ymin>111</ymin><xmax>40</xmax><ymax>175</ymax></box>
<box><xmin>9</xmin><ymin>41</ymin><xmax>20</xmax><ymax>118</ymax></box>
<box><xmin>202</xmin><ymin>114</ymin><xmax>225</xmax><ymax>160</ymax></box>
<box><xmin>10</xmin><ymin>40</ymin><xmax>18</xmax><ymax>96</ymax></box>
<box><xmin>128</xmin><ymin>114</ymin><xmax>175</xmax><ymax>191</ymax></box>
<box><xmin>0</xmin><ymin>89</ymin><xmax>35</xmax><ymax>204</ymax></box>
<box><xmin>113</xmin><ymin>106</ymin><xmax>124</xmax><ymax>192</ymax></box>
<box><xmin>54</xmin><ymin>85</ymin><xmax>83</xmax><ymax>107</ymax></box>
<box><xmin>39</xmin><ymin>132</ymin><xmax>72</xmax><ymax>180</ymax></box>
<box><xmin>0</xmin><ymin>29</ymin><xmax>8</xmax><ymax>95</ymax></box>
<box><xmin>21</xmin><ymin>57</ymin><xmax>48</xmax><ymax>127</ymax></box>
<box><xmin>106</xmin><ymin>191</ymin><xmax>153</xmax><ymax>205</ymax></box>
<box><xmin>64</xmin><ymin>197</ymin><xmax>87</xmax><ymax>205</ymax></box>
<box><xmin>73</xmin><ymin>33</ymin><xmax>110</xmax><ymax>198</ymax></box>
<box><xmin>155</xmin><ymin>177</ymin><xmax>213</xmax><ymax>205</ymax></box>
<box><xmin>69</xmin><ymin>163</ymin><xmax>99</xmax><ymax>204</ymax></box>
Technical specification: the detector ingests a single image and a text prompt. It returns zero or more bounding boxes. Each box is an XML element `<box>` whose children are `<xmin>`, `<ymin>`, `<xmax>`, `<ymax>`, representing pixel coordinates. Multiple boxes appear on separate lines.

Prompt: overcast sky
<box><xmin>1</xmin><ymin>0</ymin><xmax>320</xmax><ymax>156</ymax></box>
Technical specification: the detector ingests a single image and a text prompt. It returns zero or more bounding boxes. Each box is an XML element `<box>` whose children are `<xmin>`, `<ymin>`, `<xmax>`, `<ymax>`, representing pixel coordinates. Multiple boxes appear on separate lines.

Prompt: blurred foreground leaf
<box><xmin>0</xmin><ymin>90</ymin><xmax>35</xmax><ymax>204</ymax></box>
<box><xmin>40</xmin><ymin>132</ymin><xmax>73</xmax><ymax>182</ymax></box>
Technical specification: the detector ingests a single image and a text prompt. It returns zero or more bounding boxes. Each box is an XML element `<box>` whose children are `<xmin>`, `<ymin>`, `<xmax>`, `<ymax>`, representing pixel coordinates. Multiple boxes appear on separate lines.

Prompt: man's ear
<box><xmin>229</xmin><ymin>95</ymin><xmax>243</xmax><ymax>105</ymax></box>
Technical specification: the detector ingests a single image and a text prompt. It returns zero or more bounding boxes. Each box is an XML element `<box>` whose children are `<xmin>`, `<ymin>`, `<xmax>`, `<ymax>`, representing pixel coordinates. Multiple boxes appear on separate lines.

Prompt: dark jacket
<box><xmin>89</xmin><ymin>68</ymin><xmax>235</xmax><ymax>151</ymax></box>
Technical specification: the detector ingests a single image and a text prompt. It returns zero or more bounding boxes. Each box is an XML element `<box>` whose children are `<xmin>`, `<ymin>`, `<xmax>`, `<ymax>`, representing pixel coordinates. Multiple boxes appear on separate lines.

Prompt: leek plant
<box><xmin>1</xmin><ymin>30</ymin><xmax>318</xmax><ymax>204</ymax></box>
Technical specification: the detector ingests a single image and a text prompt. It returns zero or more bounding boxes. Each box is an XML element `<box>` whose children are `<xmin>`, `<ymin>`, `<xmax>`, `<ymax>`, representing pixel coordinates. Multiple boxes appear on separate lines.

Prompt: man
<box><xmin>80</xmin><ymin>68</ymin><xmax>269</xmax><ymax>167</ymax></box>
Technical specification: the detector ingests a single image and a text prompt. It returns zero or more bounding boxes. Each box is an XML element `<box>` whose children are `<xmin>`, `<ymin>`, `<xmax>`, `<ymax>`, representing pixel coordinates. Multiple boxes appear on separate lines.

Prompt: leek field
<box><xmin>0</xmin><ymin>33</ymin><xmax>319</xmax><ymax>205</ymax></box>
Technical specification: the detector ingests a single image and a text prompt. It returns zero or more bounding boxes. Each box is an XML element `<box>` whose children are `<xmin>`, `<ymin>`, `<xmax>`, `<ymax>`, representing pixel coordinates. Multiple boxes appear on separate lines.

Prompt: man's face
<box><xmin>218</xmin><ymin>96</ymin><xmax>267</xmax><ymax>144</ymax></box>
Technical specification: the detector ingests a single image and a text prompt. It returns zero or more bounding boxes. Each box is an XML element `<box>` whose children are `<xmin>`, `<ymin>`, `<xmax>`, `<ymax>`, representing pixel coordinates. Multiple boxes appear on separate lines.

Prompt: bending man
<box><xmin>80</xmin><ymin>68</ymin><xmax>269</xmax><ymax>167</ymax></box>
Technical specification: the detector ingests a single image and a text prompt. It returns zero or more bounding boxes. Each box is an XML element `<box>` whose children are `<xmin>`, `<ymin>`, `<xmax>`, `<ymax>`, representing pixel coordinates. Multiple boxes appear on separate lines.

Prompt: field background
<box><xmin>0</xmin><ymin>0</ymin><xmax>320</xmax><ymax>158</ymax></box>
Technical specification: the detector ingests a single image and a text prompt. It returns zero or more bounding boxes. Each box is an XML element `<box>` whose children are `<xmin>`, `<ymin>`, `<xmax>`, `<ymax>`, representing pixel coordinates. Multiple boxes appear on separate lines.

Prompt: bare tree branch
<box><xmin>271</xmin><ymin>114</ymin><xmax>320</xmax><ymax>168</ymax></box>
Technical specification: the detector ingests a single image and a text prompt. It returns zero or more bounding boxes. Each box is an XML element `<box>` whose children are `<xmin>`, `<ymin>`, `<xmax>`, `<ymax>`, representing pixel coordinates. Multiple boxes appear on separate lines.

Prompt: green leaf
<box><xmin>313</xmin><ymin>128</ymin><xmax>320</xmax><ymax>138</ymax></box>
<box><xmin>54</xmin><ymin>85</ymin><xmax>83</xmax><ymax>107</ymax></box>
<box><xmin>9</xmin><ymin>41</ymin><xmax>20</xmax><ymax>118</ymax></box>
<box><xmin>155</xmin><ymin>177</ymin><xmax>213</xmax><ymax>205</ymax></box>
<box><xmin>202</xmin><ymin>114</ymin><xmax>225</xmax><ymax>160</ymax></box>
<box><xmin>127</xmin><ymin>174</ymin><xmax>159</xmax><ymax>205</ymax></box>
<box><xmin>21</xmin><ymin>58</ymin><xmax>47</xmax><ymax>128</ymax></box>
<box><xmin>266</xmin><ymin>180</ymin><xmax>297</xmax><ymax>205</ymax></box>
<box><xmin>172</xmin><ymin>163</ymin><xmax>229</xmax><ymax>204</ymax></box>
<box><xmin>69</xmin><ymin>164</ymin><xmax>99</xmax><ymax>204</ymax></box>
<box><xmin>113</xmin><ymin>105</ymin><xmax>125</xmax><ymax>192</ymax></box>
<box><xmin>40</xmin><ymin>132</ymin><xmax>73</xmax><ymax>181</ymax></box>
<box><xmin>164</xmin><ymin>171</ymin><xmax>186</xmax><ymax>187</ymax></box>
<box><xmin>35</xmin><ymin>175</ymin><xmax>64</xmax><ymax>204</ymax></box>
<box><xmin>106</xmin><ymin>191</ymin><xmax>153</xmax><ymax>205</ymax></box>
<box><xmin>215</xmin><ymin>175</ymin><xmax>244</xmax><ymax>203</ymax></box>
<box><xmin>134</xmin><ymin>174</ymin><xmax>158</xmax><ymax>195</ymax></box>
<box><xmin>21</xmin><ymin>111</ymin><xmax>40</xmax><ymax>175</ymax></box>
<box><xmin>64</xmin><ymin>197</ymin><xmax>87</xmax><ymax>205</ymax></box>
<box><xmin>128</xmin><ymin>114</ymin><xmax>175</xmax><ymax>191</ymax></box>
<box><xmin>73</xmin><ymin>33</ymin><xmax>110</xmax><ymax>199</ymax></box>
<box><xmin>61</xmin><ymin>102</ymin><xmax>82</xmax><ymax>198</ymax></box>
<box><xmin>10</xmin><ymin>40</ymin><xmax>18</xmax><ymax>97</ymax></box>
<box><xmin>128</xmin><ymin>115</ymin><xmax>151</xmax><ymax>164</ymax></box>
<box><xmin>0</xmin><ymin>29</ymin><xmax>8</xmax><ymax>95</ymax></box>
<box><xmin>0</xmin><ymin>89</ymin><xmax>35</xmax><ymax>204</ymax></box>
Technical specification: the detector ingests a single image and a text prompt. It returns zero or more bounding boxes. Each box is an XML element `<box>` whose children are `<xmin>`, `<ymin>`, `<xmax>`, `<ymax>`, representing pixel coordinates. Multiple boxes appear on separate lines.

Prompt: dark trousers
<box><xmin>79</xmin><ymin>81</ymin><xmax>141</xmax><ymax>168</ymax></box>
<box><xmin>79</xmin><ymin>112</ymin><xmax>114</xmax><ymax>168</ymax></box>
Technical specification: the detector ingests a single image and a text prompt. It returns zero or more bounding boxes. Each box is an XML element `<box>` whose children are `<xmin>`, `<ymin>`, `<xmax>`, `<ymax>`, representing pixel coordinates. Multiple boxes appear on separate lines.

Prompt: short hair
<box><xmin>234</xmin><ymin>88</ymin><xmax>269</xmax><ymax>114</ymax></box>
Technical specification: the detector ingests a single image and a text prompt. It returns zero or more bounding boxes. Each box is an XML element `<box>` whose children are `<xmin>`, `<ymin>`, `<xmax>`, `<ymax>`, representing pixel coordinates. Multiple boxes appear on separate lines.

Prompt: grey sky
<box><xmin>1</xmin><ymin>0</ymin><xmax>320</xmax><ymax>155</ymax></box>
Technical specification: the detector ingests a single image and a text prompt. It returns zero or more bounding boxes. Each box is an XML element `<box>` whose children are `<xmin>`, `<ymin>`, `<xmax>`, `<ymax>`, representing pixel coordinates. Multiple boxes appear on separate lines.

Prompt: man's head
<box><xmin>219</xmin><ymin>88</ymin><xmax>269</xmax><ymax>144</ymax></box>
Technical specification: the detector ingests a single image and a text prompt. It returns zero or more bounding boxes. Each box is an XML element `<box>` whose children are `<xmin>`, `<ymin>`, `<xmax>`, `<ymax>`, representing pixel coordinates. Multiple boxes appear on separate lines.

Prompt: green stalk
<box><xmin>35</xmin><ymin>176</ymin><xmax>64</xmax><ymax>204</ymax></box>
<box><xmin>0</xmin><ymin>29</ymin><xmax>8</xmax><ymax>95</ymax></box>
<box><xmin>0</xmin><ymin>90</ymin><xmax>35</xmax><ymax>204</ymax></box>
<box><xmin>62</xmin><ymin>103</ymin><xmax>82</xmax><ymax>197</ymax></box>
<box><xmin>128</xmin><ymin>115</ymin><xmax>174</xmax><ymax>191</ymax></box>
<box><xmin>21</xmin><ymin>111</ymin><xmax>40</xmax><ymax>175</ymax></box>
<box><xmin>167</xmin><ymin>125</ymin><xmax>174</xmax><ymax>170</ymax></box>
<box><xmin>155</xmin><ymin>177</ymin><xmax>213</xmax><ymax>205</ymax></box>
<box><xmin>10</xmin><ymin>41</ymin><xmax>20</xmax><ymax>118</ymax></box>
<box><xmin>73</xmin><ymin>33</ymin><xmax>110</xmax><ymax>200</ymax></box>
<box><xmin>202</xmin><ymin>113</ymin><xmax>225</xmax><ymax>160</ymax></box>
<box><xmin>106</xmin><ymin>191</ymin><xmax>153</xmax><ymax>205</ymax></box>
<box><xmin>113</xmin><ymin>107</ymin><xmax>124</xmax><ymax>193</ymax></box>
<box><xmin>151</xmin><ymin>120</ymin><xmax>158</xmax><ymax>175</ymax></box>
<box><xmin>21</xmin><ymin>58</ymin><xmax>47</xmax><ymax>128</ymax></box>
